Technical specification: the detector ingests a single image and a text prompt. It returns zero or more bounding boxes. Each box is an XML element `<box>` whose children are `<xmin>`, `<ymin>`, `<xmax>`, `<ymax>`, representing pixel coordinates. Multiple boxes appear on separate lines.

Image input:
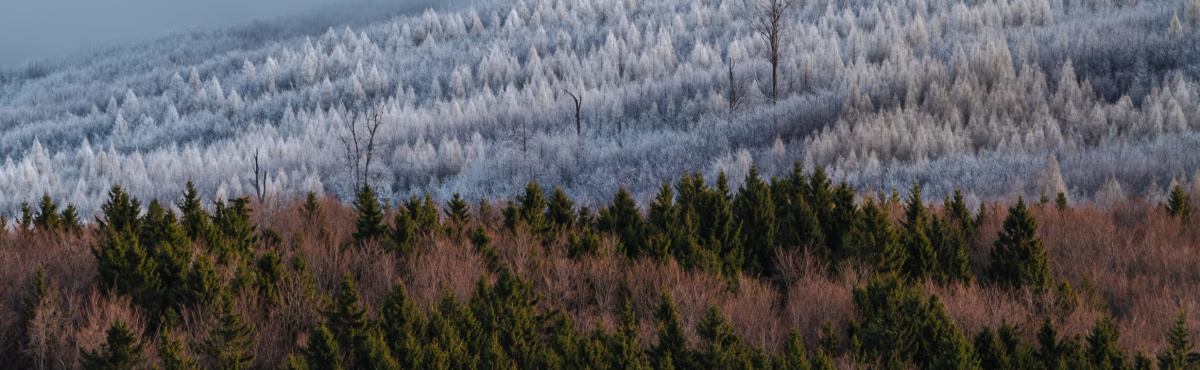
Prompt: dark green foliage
<box><xmin>986</xmin><ymin>197</ymin><xmax>1052</xmax><ymax>290</ymax></box>
<box><xmin>734</xmin><ymin>166</ymin><xmax>777</xmax><ymax>276</ymax></box>
<box><xmin>546</xmin><ymin>187</ymin><xmax>575</xmax><ymax>231</ymax></box>
<box><xmin>599</xmin><ymin>188</ymin><xmax>647</xmax><ymax>259</ymax></box>
<box><xmin>255</xmin><ymin>252</ymin><xmax>284</xmax><ymax>304</ymax></box>
<box><xmin>937</xmin><ymin>325</ymin><xmax>982</xmax><ymax>370</ymax></box>
<box><xmin>20</xmin><ymin>201</ymin><xmax>33</xmax><ymax>230</ymax></box>
<box><xmin>508</xmin><ymin>182</ymin><xmax>549</xmax><ymax>236</ymax></box>
<box><xmin>1168</xmin><ymin>185</ymin><xmax>1194</xmax><ymax>224</ymax></box>
<box><xmin>567</xmin><ymin>228</ymin><xmax>601</xmax><ymax>258</ymax></box>
<box><xmin>945</xmin><ymin>190</ymin><xmax>977</xmax><ymax>235</ymax></box>
<box><xmin>353</xmin><ymin>184</ymin><xmax>390</xmax><ymax>247</ymax></box>
<box><xmin>1157</xmin><ymin>311</ymin><xmax>1194</xmax><ymax>370</ymax></box>
<box><xmin>652</xmin><ymin>292</ymin><xmax>694</xmax><ymax>369</ymax></box>
<box><xmin>446</xmin><ymin>192</ymin><xmax>473</xmax><ymax>227</ymax></box>
<box><xmin>33</xmin><ymin>193</ymin><xmax>61</xmax><ymax>231</ymax></box>
<box><xmin>201</xmin><ymin>294</ymin><xmax>255</xmax><ymax>369</ymax></box>
<box><xmin>846</xmin><ymin>198</ymin><xmax>904</xmax><ymax>275</ymax></box>
<box><xmin>390</xmin><ymin>206</ymin><xmax>418</xmax><ymax>255</ymax></box>
<box><xmin>818</xmin><ymin>321</ymin><xmax>840</xmax><ymax>356</ymax></box>
<box><xmin>93</xmin><ymin>228</ymin><xmax>162</xmax><ymax>318</ymax></box>
<box><xmin>302</xmin><ymin>190</ymin><xmax>323</xmax><ymax>221</ymax></box>
<box><xmin>80</xmin><ymin>321</ymin><xmax>146</xmax><ymax>370</ymax></box>
<box><xmin>325</xmin><ymin>274</ymin><xmax>370</xmax><ymax>358</ymax></box>
<box><xmin>772</xmin><ymin>163</ymin><xmax>824</xmax><ymax>259</ymax></box>
<box><xmin>901</xmin><ymin>182</ymin><xmax>937</xmax><ymax>280</ymax></box>
<box><xmin>696</xmin><ymin>305</ymin><xmax>763</xmax><ymax>369</ymax></box>
<box><xmin>211</xmin><ymin>197</ymin><xmax>256</xmax><ymax>262</ymax></box>
<box><xmin>159</xmin><ymin>327</ymin><xmax>200</xmax><ymax>370</ymax></box>
<box><xmin>612</xmin><ymin>299</ymin><xmax>650</xmax><ymax>369</ymax></box>
<box><xmin>1134</xmin><ymin>351</ymin><xmax>1153</xmax><ymax>370</ymax></box>
<box><xmin>60</xmin><ymin>203</ymin><xmax>81</xmax><ymax>232</ymax></box>
<box><xmin>647</xmin><ymin>181</ymin><xmax>682</xmax><ymax>260</ymax></box>
<box><xmin>826</xmin><ymin>181</ymin><xmax>860</xmax><ymax>263</ymax></box>
<box><xmin>776</xmin><ymin>330</ymin><xmax>812</xmax><ymax>370</ymax></box>
<box><xmin>1056</xmin><ymin>192</ymin><xmax>1070</xmax><ymax>211</ymax></box>
<box><xmin>852</xmin><ymin>274</ymin><xmax>971</xmax><ymax>368</ymax></box>
<box><xmin>98</xmin><ymin>186</ymin><xmax>142</xmax><ymax>235</ymax></box>
<box><xmin>356</xmin><ymin>331</ymin><xmax>401</xmax><ymax>370</ymax></box>
<box><xmin>931</xmin><ymin>214</ymin><xmax>973</xmax><ymax>284</ymax></box>
<box><xmin>405</xmin><ymin>193</ymin><xmax>441</xmax><ymax>237</ymax></box>
<box><xmin>975</xmin><ymin>326</ymin><xmax>1012</xmax><ymax>369</ymax></box>
<box><xmin>378</xmin><ymin>281</ymin><xmax>426</xmax><ymax>369</ymax></box>
<box><xmin>185</xmin><ymin>256</ymin><xmax>221</xmax><ymax>307</ymax></box>
<box><xmin>1087</xmin><ymin>317</ymin><xmax>1128</xmax><ymax>370</ymax></box>
<box><xmin>178</xmin><ymin>181</ymin><xmax>212</xmax><ymax>242</ymax></box>
<box><xmin>303</xmin><ymin>324</ymin><xmax>344</xmax><ymax>370</ymax></box>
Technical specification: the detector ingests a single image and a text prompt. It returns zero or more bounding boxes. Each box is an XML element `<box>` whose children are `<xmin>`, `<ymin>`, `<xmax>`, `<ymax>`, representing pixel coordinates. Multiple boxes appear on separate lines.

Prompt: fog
<box><xmin>0</xmin><ymin>0</ymin><xmax>446</xmax><ymax>67</ymax></box>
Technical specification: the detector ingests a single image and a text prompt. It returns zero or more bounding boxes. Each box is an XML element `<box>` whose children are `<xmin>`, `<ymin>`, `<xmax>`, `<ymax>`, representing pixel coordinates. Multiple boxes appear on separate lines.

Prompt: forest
<box><xmin>2</xmin><ymin>0</ymin><xmax>1200</xmax><ymax>216</ymax></box>
<box><xmin>2</xmin><ymin>167</ymin><xmax>1199</xmax><ymax>369</ymax></box>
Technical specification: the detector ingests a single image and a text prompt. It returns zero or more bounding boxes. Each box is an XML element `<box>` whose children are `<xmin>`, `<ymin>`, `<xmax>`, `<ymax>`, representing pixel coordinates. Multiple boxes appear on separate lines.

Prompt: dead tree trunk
<box><xmin>251</xmin><ymin>149</ymin><xmax>266</xmax><ymax>202</ymax></box>
<box><xmin>564</xmin><ymin>89</ymin><xmax>582</xmax><ymax>139</ymax></box>
<box><xmin>749</xmin><ymin>0</ymin><xmax>793</xmax><ymax>105</ymax></box>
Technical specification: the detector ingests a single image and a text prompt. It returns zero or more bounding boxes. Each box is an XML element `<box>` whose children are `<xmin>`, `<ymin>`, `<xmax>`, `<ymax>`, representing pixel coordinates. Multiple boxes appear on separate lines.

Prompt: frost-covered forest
<box><xmin>3</xmin><ymin>0</ymin><xmax>1200</xmax><ymax>216</ymax></box>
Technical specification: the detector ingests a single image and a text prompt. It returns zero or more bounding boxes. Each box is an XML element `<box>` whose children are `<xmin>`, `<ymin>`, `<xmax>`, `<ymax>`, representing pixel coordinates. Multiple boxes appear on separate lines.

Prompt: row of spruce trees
<box><xmin>6</xmin><ymin>162</ymin><xmax>1199</xmax><ymax>369</ymax></box>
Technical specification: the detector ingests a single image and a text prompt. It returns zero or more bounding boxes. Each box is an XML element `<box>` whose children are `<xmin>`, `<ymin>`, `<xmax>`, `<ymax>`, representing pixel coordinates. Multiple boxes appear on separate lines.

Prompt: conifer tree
<box><xmin>946</xmin><ymin>190</ymin><xmax>976</xmax><ymax>235</ymax></box>
<box><xmin>446</xmin><ymin>192</ymin><xmax>473</xmax><ymax>227</ymax></box>
<box><xmin>599</xmin><ymin>188</ymin><xmax>646</xmax><ymax>259</ymax></box>
<box><xmin>612</xmin><ymin>299</ymin><xmax>650</xmax><ymax>369</ymax></box>
<box><xmin>356</xmin><ymin>331</ymin><xmax>401</xmax><ymax>370</ymax></box>
<box><xmin>60</xmin><ymin>204</ymin><xmax>81</xmax><ymax>232</ymax></box>
<box><xmin>353</xmin><ymin>184</ymin><xmax>389</xmax><ymax>246</ymax></box>
<box><xmin>734</xmin><ymin>166</ymin><xmax>777</xmax><ymax>276</ymax></box>
<box><xmin>937</xmin><ymin>326</ymin><xmax>982</xmax><ymax>370</ymax></box>
<box><xmin>514</xmin><ymin>182</ymin><xmax>549</xmax><ymax>236</ymax></box>
<box><xmin>931</xmin><ymin>215</ymin><xmax>973</xmax><ymax>284</ymax></box>
<box><xmin>1167</xmin><ymin>185</ymin><xmax>1194</xmax><ymax>224</ymax></box>
<box><xmin>179</xmin><ymin>181</ymin><xmax>211</xmax><ymax>242</ymax></box>
<box><xmin>546</xmin><ymin>187</ymin><xmax>575</xmax><ymax>231</ymax></box>
<box><xmin>1086</xmin><ymin>317</ymin><xmax>1127</xmax><ymax>370</ymax></box>
<box><xmin>1135</xmin><ymin>351</ymin><xmax>1153</xmax><ymax>370</ymax></box>
<box><xmin>706</xmin><ymin>172</ymin><xmax>745</xmax><ymax>276</ymax></box>
<box><xmin>201</xmin><ymin>294</ymin><xmax>255</xmax><ymax>370</ymax></box>
<box><xmin>846</xmin><ymin>198</ymin><xmax>904</xmax><ymax>275</ymax></box>
<box><xmin>80</xmin><ymin>321</ymin><xmax>146</xmax><ymax>370</ymax></box>
<box><xmin>652</xmin><ymin>292</ymin><xmax>693</xmax><ymax>369</ymax></box>
<box><xmin>325</xmin><ymin>274</ymin><xmax>370</xmax><ymax>358</ymax></box>
<box><xmin>159</xmin><ymin>327</ymin><xmax>200</xmax><ymax>370</ymax></box>
<box><xmin>185</xmin><ymin>256</ymin><xmax>221</xmax><ymax>307</ymax></box>
<box><xmin>696</xmin><ymin>305</ymin><xmax>756</xmax><ymax>369</ymax></box>
<box><xmin>1157</xmin><ymin>311</ymin><xmax>1194</xmax><ymax>370</ymax></box>
<box><xmin>776</xmin><ymin>330</ymin><xmax>812</xmax><ymax>370</ymax></box>
<box><xmin>390</xmin><ymin>207</ymin><xmax>417</xmax><ymax>255</ymax></box>
<box><xmin>20</xmin><ymin>201</ymin><xmax>33</xmax><ymax>230</ymax></box>
<box><xmin>405</xmin><ymin>194</ymin><xmax>441</xmax><ymax>236</ymax></box>
<box><xmin>33</xmin><ymin>193</ymin><xmax>61</xmax><ymax>231</ymax></box>
<box><xmin>773</xmin><ymin>163</ymin><xmax>824</xmax><ymax>258</ymax></box>
<box><xmin>902</xmin><ymin>183</ymin><xmax>937</xmax><ymax>280</ymax></box>
<box><xmin>827</xmin><ymin>182</ymin><xmax>859</xmax><ymax>263</ymax></box>
<box><xmin>1037</xmin><ymin>317</ymin><xmax>1061</xmax><ymax>368</ymax></box>
<box><xmin>986</xmin><ymin>197</ymin><xmax>1052</xmax><ymax>290</ymax></box>
<box><xmin>1056</xmin><ymin>192</ymin><xmax>1070</xmax><ymax>211</ymax></box>
<box><xmin>99</xmin><ymin>185</ymin><xmax>143</xmax><ymax>235</ymax></box>
<box><xmin>647</xmin><ymin>181</ymin><xmax>682</xmax><ymax>260</ymax></box>
<box><xmin>975</xmin><ymin>326</ymin><xmax>1012</xmax><ymax>369</ymax></box>
<box><xmin>301</xmin><ymin>191</ymin><xmax>323</xmax><ymax>222</ymax></box>
<box><xmin>211</xmin><ymin>198</ymin><xmax>256</xmax><ymax>261</ymax></box>
<box><xmin>378</xmin><ymin>281</ymin><xmax>426</xmax><ymax>369</ymax></box>
<box><xmin>303</xmin><ymin>324</ymin><xmax>344</xmax><ymax>370</ymax></box>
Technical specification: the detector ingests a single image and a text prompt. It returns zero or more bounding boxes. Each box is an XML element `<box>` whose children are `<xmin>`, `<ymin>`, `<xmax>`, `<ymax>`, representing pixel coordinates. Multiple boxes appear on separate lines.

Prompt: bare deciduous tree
<box><xmin>563</xmin><ymin>89</ymin><xmax>583</xmax><ymax>139</ymax></box>
<box><xmin>251</xmin><ymin>149</ymin><xmax>267</xmax><ymax>202</ymax></box>
<box><xmin>728</xmin><ymin>58</ymin><xmax>744</xmax><ymax>116</ymax></box>
<box><xmin>747</xmin><ymin>0</ymin><xmax>794</xmax><ymax>104</ymax></box>
<box><xmin>340</xmin><ymin>108</ymin><xmax>386</xmax><ymax>191</ymax></box>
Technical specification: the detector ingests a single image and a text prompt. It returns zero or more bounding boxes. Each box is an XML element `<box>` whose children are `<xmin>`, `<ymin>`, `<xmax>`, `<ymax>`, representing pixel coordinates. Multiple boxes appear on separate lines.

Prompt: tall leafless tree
<box><xmin>340</xmin><ymin>108</ymin><xmax>386</xmax><ymax>191</ymax></box>
<box><xmin>748</xmin><ymin>0</ymin><xmax>794</xmax><ymax>104</ymax></box>
<box><xmin>563</xmin><ymin>89</ymin><xmax>583</xmax><ymax>139</ymax></box>
<box><xmin>728</xmin><ymin>58</ymin><xmax>744</xmax><ymax>116</ymax></box>
<box><xmin>251</xmin><ymin>149</ymin><xmax>267</xmax><ymax>202</ymax></box>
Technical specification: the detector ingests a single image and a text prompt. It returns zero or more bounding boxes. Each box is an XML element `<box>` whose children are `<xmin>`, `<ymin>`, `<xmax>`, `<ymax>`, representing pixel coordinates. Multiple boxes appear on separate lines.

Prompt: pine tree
<box><xmin>937</xmin><ymin>326</ymin><xmax>982</xmax><ymax>370</ymax></box>
<box><xmin>1167</xmin><ymin>185</ymin><xmax>1194</xmax><ymax>224</ymax></box>
<box><xmin>515</xmin><ymin>182</ymin><xmax>549</xmax><ymax>236</ymax></box>
<box><xmin>975</xmin><ymin>326</ymin><xmax>1012</xmax><ymax>369</ymax></box>
<box><xmin>391</xmin><ymin>207</ymin><xmax>418</xmax><ymax>255</ymax></box>
<box><xmin>1037</xmin><ymin>317</ymin><xmax>1061</xmax><ymax>369</ymax></box>
<box><xmin>827</xmin><ymin>182</ymin><xmax>860</xmax><ymax>263</ymax></box>
<box><xmin>185</xmin><ymin>256</ymin><xmax>221</xmax><ymax>307</ymax></box>
<box><xmin>546</xmin><ymin>187</ymin><xmax>575</xmax><ymax>231</ymax></box>
<box><xmin>80</xmin><ymin>321</ymin><xmax>146</xmax><ymax>370</ymax></box>
<box><xmin>303</xmin><ymin>324</ymin><xmax>344</xmax><ymax>370</ymax></box>
<box><xmin>1056</xmin><ymin>193</ymin><xmax>1069</xmax><ymax>211</ymax></box>
<box><xmin>1087</xmin><ymin>317</ymin><xmax>1127</xmax><ymax>370</ymax></box>
<box><xmin>60</xmin><ymin>204</ymin><xmax>81</xmax><ymax>232</ymax></box>
<box><xmin>776</xmin><ymin>330</ymin><xmax>812</xmax><ymax>370</ymax></box>
<box><xmin>201</xmin><ymin>294</ymin><xmax>255</xmax><ymax>369</ymax></box>
<box><xmin>33</xmin><ymin>193</ymin><xmax>61</xmax><ymax>231</ymax></box>
<box><xmin>986</xmin><ymin>197</ymin><xmax>1052</xmax><ymax>290</ymax></box>
<box><xmin>772</xmin><ymin>163</ymin><xmax>824</xmax><ymax>260</ymax></box>
<box><xmin>378</xmin><ymin>281</ymin><xmax>426</xmax><ymax>369</ymax></box>
<box><xmin>353</xmin><ymin>184</ymin><xmax>389</xmax><ymax>246</ymax></box>
<box><xmin>178</xmin><ymin>181</ymin><xmax>211</xmax><ymax>242</ymax></box>
<box><xmin>902</xmin><ymin>182</ymin><xmax>937</xmax><ymax>280</ymax></box>
<box><xmin>19</xmin><ymin>201</ymin><xmax>33</xmax><ymax>230</ymax></box>
<box><xmin>612</xmin><ymin>299</ymin><xmax>650</xmax><ymax>369</ymax></box>
<box><xmin>325</xmin><ymin>274</ymin><xmax>370</xmax><ymax>358</ymax></box>
<box><xmin>356</xmin><ymin>331</ymin><xmax>401</xmax><ymax>370</ymax></box>
<box><xmin>696</xmin><ymin>305</ymin><xmax>755</xmax><ymax>369</ymax></box>
<box><xmin>1157</xmin><ymin>311</ymin><xmax>1193</xmax><ymax>370</ymax></box>
<box><xmin>846</xmin><ymin>198</ymin><xmax>904</xmax><ymax>275</ymax></box>
<box><xmin>159</xmin><ymin>327</ymin><xmax>200</xmax><ymax>370</ymax></box>
<box><xmin>647</xmin><ymin>181</ymin><xmax>681</xmax><ymax>260</ymax></box>
<box><xmin>931</xmin><ymin>215</ymin><xmax>973</xmax><ymax>284</ymax></box>
<box><xmin>734</xmin><ymin>166</ymin><xmax>777</xmax><ymax>276</ymax></box>
<box><xmin>599</xmin><ymin>188</ymin><xmax>646</xmax><ymax>259</ymax></box>
<box><xmin>652</xmin><ymin>292</ymin><xmax>693</xmax><ymax>369</ymax></box>
<box><xmin>446</xmin><ymin>193</ymin><xmax>473</xmax><ymax>227</ymax></box>
<box><xmin>301</xmin><ymin>191</ymin><xmax>323</xmax><ymax>222</ymax></box>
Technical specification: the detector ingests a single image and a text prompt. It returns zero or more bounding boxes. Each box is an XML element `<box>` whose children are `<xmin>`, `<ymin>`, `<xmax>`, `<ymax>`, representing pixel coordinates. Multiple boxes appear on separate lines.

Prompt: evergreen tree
<box><xmin>303</xmin><ymin>324</ymin><xmax>344</xmax><ymax>370</ymax></box>
<box><xmin>931</xmin><ymin>215</ymin><xmax>973</xmax><ymax>284</ymax></box>
<box><xmin>325</xmin><ymin>274</ymin><xmax>370</xmax><ymax>358</ymax></box>
<box><xmin>845</xmin><ymin>198</ymin><xmax>904</xmax><ymax>275</ymax></box>
<box><xmin>546</xmin><ymin>187</ymin><xmax>575</xmax><ymax>231</ymax></box>
<box><xmin>201</xmin><ymin>294</ymin><xmax>255</xmax><ymax>370</ymax></box>
<box><xmin>178</xmin><ymin>181</ymin><xmax>211</xmax><ymax>242</ymax></box>
<box><xmin>734</xmin><ymin>166</ymin><xmax>777</xmax><ymax>276</ymax></box>
<box><xmin>33</xmin><ymin>193</ymin><xmax>61</xmax><ymax>231</ymax></box>
<box><xmin>1167</xmin><ymin>185</ymin><xmax>1194</xmax><ymax>224</ymax></box>
<box><xmin>772</xmin><ymin>163</ymin><xmax>824</xmax><ymax>260</ymax></box>
<box><xmin>612</xmin><ymin>299</ymin><xmax>650</xmax><ymax>369</ymax></box>
<box><xmin>1056</xmin><ymin>192</ymin><xmax>1070</xmax><ymax>211</ymax></box>
<box><xmin>513</xmin><ymin>182</ymin><xmax>549</xmax><ymax>236</ymax></box>
<box><xmin>776</xmin><ymin>330</ymin><xmax>812</xmax><ymax>370</ymax></box>
<box><xmin>98</xmin><ymin>185</ymin><xmax>143</xmax><ymax>236</ymax></box>
<box><xmin>378</xmin><ymin>281</ymin><xmax>426</xmax><ymax>368</ymax></box>
<box><xmin>159</xmin><ymin>327</ymin><xmax>200</xmax><ymax>370</ymax></box>
<box><xmin>1157</xmin><ymin>311</ymin><xmax>1194</xmax><ymax>370</ymax></box>
<box><xmin>211</xmin><ymin>197</ymin><xmax>256</xmax><ymax>261</ymax></box>
<box><xmin>301</xmin><ymin>191</ymin><xmax>323</xmax><ymax>222</ymax></box>
<box><xmin>599</xmin><ymin>188</ymin><xmax>646</xmax><ymax>259</ymax></box>
<box><xmin>446</xmin><ymin>192</ymin><xmax>473</xmax><ymax>227</ymax></box>
<box><xmin>1135</xmin><ymin>351</ymin><xmax>1153</xmax><ymax>370</ymax></box>
<box><xmin>80</xmin><ymin>321</ymin><xmax>146</xmax><ymax>370</ymax></box>
<box><xmin>902</xmin><ymin>182</ymin><xmax>937</xmax><ymax>280</ymax></box>
<box><xmin>20</xmin><ymin>201</ymin><xmax>33</xmax><ymax>230</ymax></box>
<box><xmin>1087</xmin><ymin>317</ymin><xmax>1128</xmax><ymax>370</ymax></box>
<box><xmin>356</xmin><ymin>331</ymin><xmax>401</xmax><ymax>370</ymax></box>
<box><xmin>390</xmin><ymin>207</ymin><xmax>418</xmax><ymax>255</ymax></box>
<box><xmin>185</xmin><ymin>256</ymin><xmax>221</xmax><ymax>307</ymax></box>
<box><xmin>937</xmin><ymin>326</ymin><xmax>982</xmax><ymax>370</ymax></box>
<box><xmin>827</xmin><ymin>182</ymin><xmax>860</xmax><ymax>263</ymax></box>
<box><xmin>255</xmin><ymin>252</ymin><xmax>284</xmax><ymax>305</ymax></box>
<box><xmin>986</xmin><ymin>197</ymin><xmax>1052</xmax><ymax>290</ymax></box>
<box><xmin>975</xmin><ymin>326</ymin><xmax>1012</xmax><ymax>369</ymax></box>
<box><xmin>945</xmin><ymin>189</ymin><xmax>976</xmax><ymax>235</ymax></box>
<box><xmin>60</xmin><ymin>204</ymin><xmax>81</xmax><ymax>232</ymax></box>
<box><xmin>647</xmin><ymin>181</ymin><xmax>681</xmax><ymax>260</ymax></box>
<box><xmin>707</xmin><ymin>172</ymin><xmax>745</xmax><ymax>276</ymax></box>
<box><xmin>652</xmin><ymin>292</ymin><xmax>693</xmax><ymax>369</ymax></box>
<box><xmin>353</xmin><ymin>184</ymin><xmax>390</xmax><ymax>246</ymax></box>
<box><xmin>696</xmin><ymin>305</ymin><xmax>756</xmax><ymax>369</ymax></box>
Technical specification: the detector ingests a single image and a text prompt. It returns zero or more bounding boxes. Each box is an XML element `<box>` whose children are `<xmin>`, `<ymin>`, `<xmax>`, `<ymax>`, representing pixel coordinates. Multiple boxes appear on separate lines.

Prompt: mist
<box><xmin>0</xmin><ymin>0</ymin><xmax>448</xmax><ymax>67</ymax></box>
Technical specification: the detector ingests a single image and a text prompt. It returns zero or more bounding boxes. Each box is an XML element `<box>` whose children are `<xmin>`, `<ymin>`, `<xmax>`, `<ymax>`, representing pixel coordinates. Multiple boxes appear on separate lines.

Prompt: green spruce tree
<box><xmin>80</xmin><ymin>321</ymin><xmax>146</xmax><ymax>370</ymax></box>
<box><xmin>986</xmin><ymin>197</ymin><xmax>1052</xmax><ymax>290</ymax></box>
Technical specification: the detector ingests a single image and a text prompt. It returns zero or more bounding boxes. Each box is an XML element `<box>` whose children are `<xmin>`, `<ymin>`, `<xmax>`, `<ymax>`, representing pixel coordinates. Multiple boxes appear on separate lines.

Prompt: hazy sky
<box><xmin>0</xmin><ymin>0</ymin><xmax>399</xmax><ymax>67</ymax></box>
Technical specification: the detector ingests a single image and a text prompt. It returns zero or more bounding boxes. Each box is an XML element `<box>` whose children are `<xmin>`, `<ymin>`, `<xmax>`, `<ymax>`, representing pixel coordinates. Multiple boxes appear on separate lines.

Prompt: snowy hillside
<box><xmin>2</xmin><ymin>0</ymin><xmax>1200</xmax><ymax>216</ymax></box>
